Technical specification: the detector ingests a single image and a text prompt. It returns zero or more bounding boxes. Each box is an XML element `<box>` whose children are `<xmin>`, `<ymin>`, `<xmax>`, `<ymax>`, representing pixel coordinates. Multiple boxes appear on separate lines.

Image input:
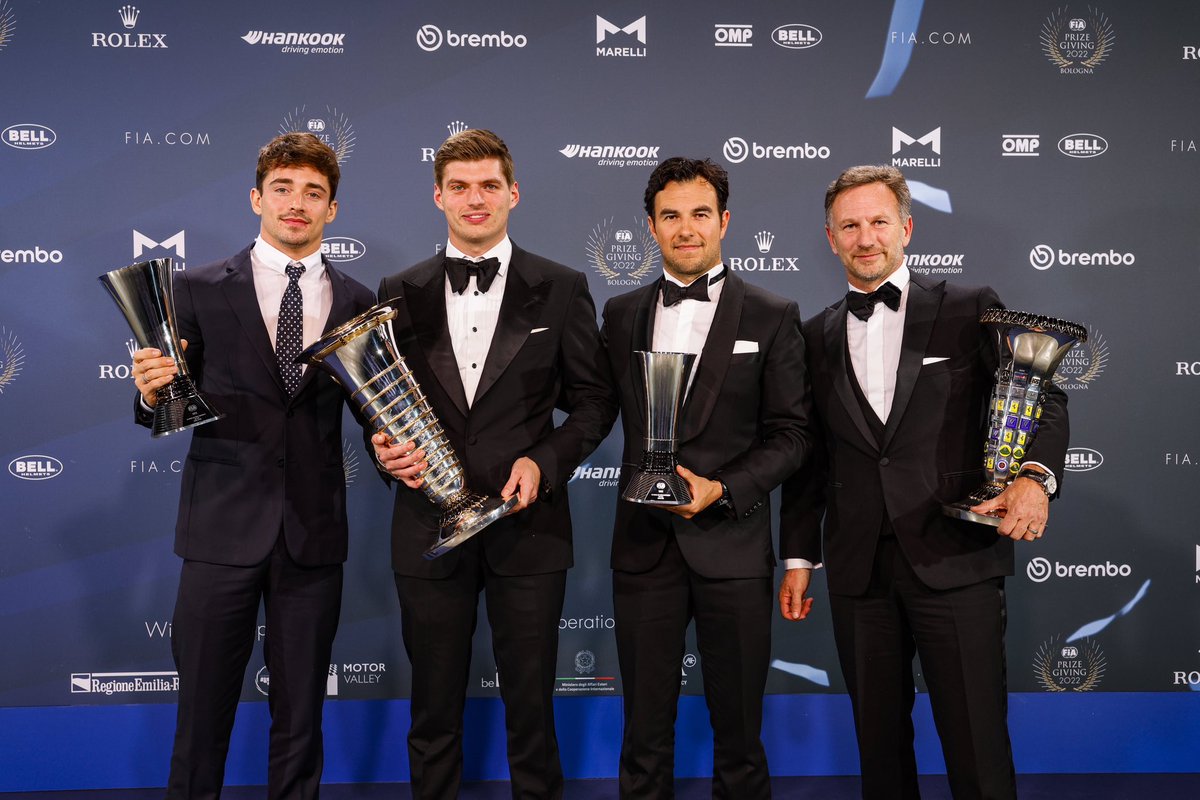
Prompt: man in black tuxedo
<box><xmin>371</xmin><ymin>129</ymin><xmax>616</xmax><ymax>800</ymax></box>
<box><xmin>131</xmin><ymin>132</ymin><xmax>375</xmax><ymax>799</ymax></box>
<box><xmin>779</xmin><ymin>165</ymin><xmax>1069</xmax><ymax>799</ymax></box>
<box><xmin>601</xmin><ymin>158</ymin><xmax>813</xmax><ymax>799</ymax></box>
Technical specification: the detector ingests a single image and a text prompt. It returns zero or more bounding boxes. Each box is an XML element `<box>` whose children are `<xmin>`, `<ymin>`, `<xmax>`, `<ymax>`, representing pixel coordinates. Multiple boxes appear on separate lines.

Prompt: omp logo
<box><xmin>1058</xmin><ymin>133</ymin><xmax>1108</xmax><ymax>158</ymax></box>
<box><xmin>1065</xmin><ymin>447</ymin><xmax>1104</xmax><ymax>472</ymax></box>
<box><xmin>133</xmin><ymin>230</ymin><xmax>185</xmax><ymax>259</ymax></box>
<box><xmin>714</xmin><ymin>24</ymin><xmax>752</xmax><ymax>47</ymax></box>
<box><xmin>1002</xmin><ymin>134</ymin><xmax>1040</xmax><ymax>157</ymax></box>
<box><xmin>3</xmin><ymin>124</ymin><xmax>55</xmax><ymax>150</ymax></box>
<box><xmin>596</xmin><ymin>15</ymin><xmax>645</xmax><ymax>44</ymax></box>
<box><xmin>773</xmin><ymin>24</ymin><xmax>821</xmax><ymax>50</ymax></box>
<box><xmin>9</xmin><ymin>455</ymin><xmax>63</xmax><ymax>480</ymax></box>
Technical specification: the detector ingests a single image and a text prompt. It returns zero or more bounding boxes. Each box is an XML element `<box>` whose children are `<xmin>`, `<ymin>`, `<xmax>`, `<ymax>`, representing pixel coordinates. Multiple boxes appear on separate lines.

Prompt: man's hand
<box><xmin>132</xmin><ymin>341</ymin><xmax>186</xmax><ymax>408</ymax></box>
<box><xmin>664</xmin><ymin>464</ymin><xmax>725</xmax><ymax>519</ymax></box>
<box><xmin>501</xmin><ymin>456</ymin><xmax>541</xmax><ymax>512</ymax></box>
<box><xmin>371</xmin><ymin>434</ymin><xmax>427</xmax><ymax>489</ymax></box>
<box><xmin>778</xmin><ymin>568</ymin><xmax>814</xmax><ymax>621</ymax></box>
<box><xmin>971</xmin><ymin>473</ymin><xmax>1050</xmax><ymax>542</ymax></box>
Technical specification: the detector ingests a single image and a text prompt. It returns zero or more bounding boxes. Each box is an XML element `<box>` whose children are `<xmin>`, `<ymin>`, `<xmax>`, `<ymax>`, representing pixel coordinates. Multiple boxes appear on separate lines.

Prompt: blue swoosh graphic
<box><xmin>866</xmin><ymin>0</ymin><xmax>926</xmax><ymax>98</ymax></box>
<box><xmin>1066</xmin><ymin>579</ymin><xmax>1151</xmax><ymax>642</ymax></box>
<box><xmin>770</xmin><ymin>659</ymin><xmax>831</xmax><ymax>687</ymax></box>
<box><xmin>909</xmin><ymin>179</ymin><xmax>952</xmax><ymax>213</ymax></box>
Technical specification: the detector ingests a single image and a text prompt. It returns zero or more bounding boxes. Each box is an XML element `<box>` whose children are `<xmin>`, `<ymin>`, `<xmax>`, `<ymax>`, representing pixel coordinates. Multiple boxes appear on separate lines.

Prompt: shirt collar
<box><xmin>445</xmin><ymin>236</ymin><xmax>512</xmax><ymax>277</ymax></box>
<box><xmin>847</xmin><ymin>263</ymin><xmax>910</xmax><ymax>294</ymax></box>
<box><xmin>663</xmin><ymin>262</ymin><xmax>726</xmax><ymax>288</ymax></box>
<box><xmin>253</xmin><ymin>236</ymin><xmax>326</xmax><ymax>277</ymax></box>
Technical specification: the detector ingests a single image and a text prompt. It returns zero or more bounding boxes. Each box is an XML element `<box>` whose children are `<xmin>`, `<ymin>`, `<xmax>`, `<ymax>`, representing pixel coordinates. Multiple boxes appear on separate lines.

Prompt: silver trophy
<box><xmin>622</xmin><ymin>350</ymin><xmax>697</xmax><ymax>506</ymax></box>
<box><xmin>300</xmin><ymin>304</ymin><xmax>518</xmax><ymax>559</ymax></box>
<box><xmin>99</xmin><ymin>258</ymin><xmax>223</xmax><ymax>438</ymax></box>
<box><xmin>943</xmin><ymin>308</ymin><xmax>1087</xmax><ymax>526</ymax></box>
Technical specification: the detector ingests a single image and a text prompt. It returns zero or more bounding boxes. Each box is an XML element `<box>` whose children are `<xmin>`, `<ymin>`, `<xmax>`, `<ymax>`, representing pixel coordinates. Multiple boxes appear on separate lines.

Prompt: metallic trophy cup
<box><xmin>622</xmin><ymin>350</ymin><xmax>697</xmax><ymax>506</ymax></box>
<box><xmin>300</xmin><ymin>304</ymin><xmax>518</xmax><ymax>559</ymax></box>
<box><xmin>99</xmin><ymin>258</ymin><xmax>224</xmax><ymax>438</ymax></box>
<box><xmin>943</xmin><ymin>308</ymin><xmax>1087</xmax><ymax>526</ymax></box>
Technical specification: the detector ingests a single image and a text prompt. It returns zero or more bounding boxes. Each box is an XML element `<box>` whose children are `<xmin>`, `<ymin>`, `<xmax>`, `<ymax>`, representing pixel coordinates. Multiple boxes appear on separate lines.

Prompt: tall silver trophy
<box><xmin>99</xmin><ymin>258</ymin><xmax>223</xmax><ymax>438</ymax></box>
<box><xmin>943</xmin><ymin>308</ymin><xmax>1087</xmax><ymax>525</ymax></box>
<box><xmin>622</xmin><ymin>350</ymin><xmax>697</xmax><ymax>506</ymax></box>
<box><xmin>300</xmin><ymin>304</ymin><xmax>518</xmax><ymax>559</ymax></box>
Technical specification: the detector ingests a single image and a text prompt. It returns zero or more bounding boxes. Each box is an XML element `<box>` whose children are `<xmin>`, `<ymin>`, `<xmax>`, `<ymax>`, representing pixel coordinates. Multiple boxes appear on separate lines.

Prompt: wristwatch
<box><xmin>1017</xmin><ymin>467</ymin><xmax>1057</xmax><ymax>496</ymax></box>
<box><xmin>715</xmin><ymin>481</ymin><xmax>733</xmax><ymax>512</ymax></box>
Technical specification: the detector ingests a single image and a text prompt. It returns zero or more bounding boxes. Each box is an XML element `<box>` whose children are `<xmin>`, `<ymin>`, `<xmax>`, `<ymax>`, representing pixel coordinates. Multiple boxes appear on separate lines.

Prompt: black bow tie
<box><xmin>661</xmin><ymin>270</ymin><xmax>726</xmax><ymax>307</ymax></box>
<box><xmin>445</xmin><ymin>256</ymin><xmax>501</xmax><ymax>294</ymax></box>
<box><xmin>846</xmin><ymin>282</ymin><xmax>902</xmax><ymax>321</ymax></box>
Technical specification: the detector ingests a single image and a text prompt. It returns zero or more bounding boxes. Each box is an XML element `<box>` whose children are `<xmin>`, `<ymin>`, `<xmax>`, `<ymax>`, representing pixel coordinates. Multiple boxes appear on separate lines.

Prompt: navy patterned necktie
<box><xmin>276</xmin><ymin>261</ymin><xmax>305</xmax><ymax>395</ymax></box>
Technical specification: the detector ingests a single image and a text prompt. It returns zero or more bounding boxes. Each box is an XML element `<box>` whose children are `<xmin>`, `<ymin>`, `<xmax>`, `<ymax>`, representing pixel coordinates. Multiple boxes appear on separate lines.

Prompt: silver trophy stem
<box><xmin>99</xmin><ymin>258</ymin><xmax>224</xmax><ymax>437</ymax></box>
<box><xmin>300</xmin><ymin>304</ymin><xmax>517</xmax><ymax>559</ymax></box>
<box><xmin>622</xmin><ymin>350</ymin><xmax>697</xmax><ymax>506</ymax></box>
<box><xmin>943</xmin><ymin>309</ymin><xmax>1087</xmax><ymax>526</ymax></box>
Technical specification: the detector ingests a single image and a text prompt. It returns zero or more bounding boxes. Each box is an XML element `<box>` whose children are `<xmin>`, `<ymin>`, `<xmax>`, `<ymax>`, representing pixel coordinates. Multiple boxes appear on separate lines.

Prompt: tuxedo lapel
<box><xmin>473</xmin><ymin>256</ymin><xmax>548</xmax><ymax>406</ymax></box>
<box><xmin>679</xmin><ymin>272</ymin><xmax>742</xmax><ymax>442</ymax></box>
<box><xmin>220</xmin><ymin>247</ymin><xmax>285</xmax><ymax>394</ymax></box>
<box><xmin>403</xmin><ymin>262</ymin><xmax>470</xmax><ymax>417</ymax></box>
<box><xmin>824</xmin><ymin>300</ymin><xmax>879</xmax><ymax>451</ymax></box>
<box><xmin>626</xmin><ymin>283</ymin><xmax>658</xmax><ymax>431</ymax></box>
<box><xmin>881</xmin><ymin>278</ymin><xmax>943</xmax><ymax>450</ymax></box>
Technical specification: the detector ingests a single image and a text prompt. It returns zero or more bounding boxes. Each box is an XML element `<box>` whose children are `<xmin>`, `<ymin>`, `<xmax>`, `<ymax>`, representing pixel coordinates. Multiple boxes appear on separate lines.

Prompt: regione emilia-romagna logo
<box><xmin>9</xmin><ymin>455</ymin><xmax>64</xmax><ymax>481</ymax></box>
<box><xmin>3</xmin><ymin>123</ymin><xmax>55</xmax><ymax>150</ymax></box>
<box><xmin>0</xmin><ymin>0</ymin><xmax>16</xmax><ymax>51</ymax></box>
<box><xmin>91</xmin><ymin>5</ymin><xmax>168</xmax><ymax>49</ymax></box>
<box><xmin>280</xmin><ymin>105</ymin><xmax>355</xmax><ymax>164</ymax></box>
<box><xmin>415</xmin><ymin>24</ymin><xmax>527</xmax><ymax>51</ymax></box>
<box><xmin>1041</xmin><ymin>6</ymin><xmax>1114</xmax><ymax>75</ymax></box>
<box><xmin>596</xmin><ymin>15</ymin><xmax>646</xmax><ymax>57</ymax></box>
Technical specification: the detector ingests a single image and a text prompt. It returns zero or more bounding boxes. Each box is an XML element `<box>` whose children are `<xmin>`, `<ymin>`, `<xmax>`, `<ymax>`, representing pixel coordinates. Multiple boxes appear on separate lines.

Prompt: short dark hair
<box><xmin>256</xmin><ymin>132</ymin><xmax>341</xmax><ymax>200</ymax></box>
<box><xmin>643</xmin><ymin>157</ymin><xmax>730</xmax><ymax>218</ymax></box>
<box><xmin>824</xmin><ymin>165</ymin><xmax>911</xmax><ymax>227</ymax></box>
<box><xmin>434</xmin><ymin>128</ymin><xmax>515</xmax><ymax>187</ymax></box>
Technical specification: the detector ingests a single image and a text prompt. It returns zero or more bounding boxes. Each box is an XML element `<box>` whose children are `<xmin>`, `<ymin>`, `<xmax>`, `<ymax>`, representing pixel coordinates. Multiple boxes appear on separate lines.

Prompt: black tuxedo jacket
<box><xmin>136</xmin><ymin>244</ymin><xmax>376</xmax><ymax>567</ymax></box>
<box><xmin>602</xmin><ymin>272</ymin><xmax>814</xmax><ymax>580</ymax></box>
<box><xmin>780</xmin><ymin>277</ymin><xmax>1069</xmax><ymax>595</ymax></box>
<box><xmin>377</xmin><ymin>244</ymin><xmax>616</xmax><ymax>578</ymax></box>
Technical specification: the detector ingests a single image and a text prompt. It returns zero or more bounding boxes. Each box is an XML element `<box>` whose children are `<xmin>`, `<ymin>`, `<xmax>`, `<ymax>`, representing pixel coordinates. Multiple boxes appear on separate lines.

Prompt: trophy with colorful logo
<box><xmin>99</xmin><ymin>258</ymin><xmax>223</xmax><ymax>437</ymax></box>
<box><xmin>622</xmin><ymin>350</ymin><xmax>696</xmax><ymax>505</ymax></box>
<box><xmin>943</xmin><ymin>309</ymin><xmax>1087</xmax><ymax>525</ymax></box>
<box><xmin>300</xmin><ymin>304</ymin><xmax>517</xmax><ymax>558</ymax></box>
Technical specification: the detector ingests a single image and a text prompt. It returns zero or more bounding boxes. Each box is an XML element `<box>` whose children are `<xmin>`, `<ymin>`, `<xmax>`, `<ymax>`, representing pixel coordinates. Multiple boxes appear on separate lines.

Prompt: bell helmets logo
<box><xmin>1064</xmin><ymin>447</ymin><xmax>1104</xmax><ymax>472</ymax></box>
<box><xmin>1058</xmin><ymin>133</ymin><xmax>1108</xmax><ymax>158</ymax></box>
<box><xmin>3</xmin><ymin>124</ymin><xmax>56</xmax><ymax>150</ymax></box>
<box><xmin>772</xmin><ymin>24</ymin><xmax>822</xmax><ymax>50</ymax></box>
<box><xmin>321</xmin><ymin>236</ymin><xmax>366</xmax><ymax>263</ymax></box>
<box><xmin>9</xmin><ymin>455</ymin><xmax>64</xmax><ymax>480</ymax></box>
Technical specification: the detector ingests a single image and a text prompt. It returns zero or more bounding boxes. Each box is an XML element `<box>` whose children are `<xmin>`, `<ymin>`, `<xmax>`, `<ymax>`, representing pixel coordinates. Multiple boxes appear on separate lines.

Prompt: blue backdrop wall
<box><xmin>3</xmin><ymin>0</ymin><xmax>1200</xmax><ymax>790</ymax></box>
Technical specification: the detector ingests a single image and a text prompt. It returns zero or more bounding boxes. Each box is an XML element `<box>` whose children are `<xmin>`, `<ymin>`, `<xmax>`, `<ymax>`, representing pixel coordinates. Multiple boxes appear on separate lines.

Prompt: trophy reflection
<box><xmin>99</xmin><ymin>258</ymin><xmax>223</xmax><ymax>437</ymax></box>
<box><xmin>300</xmin><ymin>304</ymin><xmax>517</xmax><ymax>559</ymax></box>
<box><xmin>622</xmin><ymin>350</ymin><xmax>696</xmax><ymax>506</ymax></box>
<box><xmin>943</xmin><ymin>308</ymin><xmax>1087</xmax><ymax>526</ymax></box>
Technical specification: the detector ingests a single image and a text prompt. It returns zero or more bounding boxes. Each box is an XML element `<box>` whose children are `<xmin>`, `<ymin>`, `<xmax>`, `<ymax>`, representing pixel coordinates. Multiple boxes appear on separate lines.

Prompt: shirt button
<box><xmin>471</xmin><ymin>363</ymin><xmax>477</xmax><ymax>369</ymax></box>
<box><xmin>472</xmin><ymin>327</ymin><xmax>477</xmax><ymax>333</ymax></box>
<box><xmin>879</xmin><ymin>457</ymin><xmax>890</xmax><ymax>466</ymax></box>
<box><xmin>473</xmin><ymin>290</ymin><xmax>480</xmax><ymax>296</ymax></box>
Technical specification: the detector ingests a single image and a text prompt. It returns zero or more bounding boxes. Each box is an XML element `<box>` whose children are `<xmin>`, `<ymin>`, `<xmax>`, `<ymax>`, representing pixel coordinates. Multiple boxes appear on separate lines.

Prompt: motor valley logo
<box><xmin>596</xmin><ymin>15</ymin><xmax>646</xmax><ymax>57</ymax></box>
<box><xmin>71</xmin><ymin>671</ymin><xmax>179</xmax><ymax>695</ymax></box>
<box><xmin>586</xmin><ymin>218</ymin><xmax>660</xmax><ymax>287</ymax></box>
<box><xmin>0</xmin><ymin>326</ymin><xmax>25</xmax><ymax>394</ymax></box>
<box><xmin>1041</xmin><ymin>6</ymin><xmax>1114</xmax><ymax>75</ymax></box>
<box><xmin>421</xmin><ymin>120</ymin><xmax>471</xmax><ymax>162</ymax></box>
<box><xmin>0</xmin><ymin>0</ymin><xmax>15</xmax><ymax>51</ymax></box>
<box><xmin>280</xmin><ymin>105</ymin><xmax>355</xmax><ymax>164</ymax></box>
<box><xmin>91</xmin><ymin>5</ymin><xmax>168</xmax><ymax>49</ymax></box>
<box><xmin>240</xmin><ymin>29</ymin><xmax>346</xmax><ymax>55</ymax></box>
<box><xmin>133</xmin><ymin>229</ymin><xmax>186</xmax><ymax>271</ymax></box>
<box><xmin>1033</xmin><ymin>637</ymin><xmax>1106</xmax><ymax>691</ymax></box>
<box><xmin>1052</xmin><ymin>324</ymin><xmax>1108</xmax><ymax>390</ymax></box>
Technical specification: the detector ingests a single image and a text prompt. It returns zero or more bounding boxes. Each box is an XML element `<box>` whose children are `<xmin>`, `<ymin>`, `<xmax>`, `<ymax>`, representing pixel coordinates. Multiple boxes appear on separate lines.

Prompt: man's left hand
<box><xmin>501</xmin><ymin>456</ymin><xmax>541</xmax><ymax>512</ymax></box>
<box><xmin>971</xmin><ymin>474</ymin><xmax>1050</xmax><ymax>542</ymax></box>
<box><xmin>664</xmin><ymin>465</ymin><xmax>724</xmax><ymax>520</ymax></box>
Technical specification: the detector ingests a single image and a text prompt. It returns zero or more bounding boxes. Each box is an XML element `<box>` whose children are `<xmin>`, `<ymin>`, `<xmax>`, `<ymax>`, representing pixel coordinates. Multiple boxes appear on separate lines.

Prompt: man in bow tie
<box><xmin>600</xmin><ymin>157</ymin><xmax>814</xmax><ymax>798</ymax></box>
<box><xmin>371</xmin><ymin>128</ymin><xmax>617</xmax><ymax>799</ymax></box>
<box><xmin>779</xmin><ymin>165</ymin><xmax>1070</xmax><ymax>799</ymax></box>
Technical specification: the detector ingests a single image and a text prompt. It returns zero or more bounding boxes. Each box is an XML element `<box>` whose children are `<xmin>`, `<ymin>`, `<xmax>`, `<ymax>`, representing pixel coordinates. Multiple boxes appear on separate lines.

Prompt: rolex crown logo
<box><xmin>446</xmin><ymin>120</ymin><xmax>469</xmax><ymax>136</ymax></box>
<box><xmin>125</xmin><ymin>338</ymin><xmax>139</xmax><ymax>359</ymax></box>
<box><xmin>755</xmin><ymin>230</ymin><xmax>775</xmax><ymax>253</ymax></box>
<box><xmin>119</xmin><ymin>4</ymin><xmax>139</xmax><ymax>29</ymax></box>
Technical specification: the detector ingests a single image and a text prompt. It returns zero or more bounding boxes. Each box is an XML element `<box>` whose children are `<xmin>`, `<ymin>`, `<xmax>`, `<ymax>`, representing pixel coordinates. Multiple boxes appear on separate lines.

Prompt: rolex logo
<box><xmin>125</xmin><ymin>338</ymin><xmax>138</xmax><ymax>359</ymax></box>
<box><xmin>755</xmin><ymin>231</ymin><xmax>775</xmax><ymax>253</ymax></box>
<box><xmin>446</xmin><ymin>120</ymin><xmax>469</xmax><ymax>136</ymax></box>
<box><xmin>119</xmin><ymin>4</ymin><xmax>139</xmax><ymax>29</ymax></box>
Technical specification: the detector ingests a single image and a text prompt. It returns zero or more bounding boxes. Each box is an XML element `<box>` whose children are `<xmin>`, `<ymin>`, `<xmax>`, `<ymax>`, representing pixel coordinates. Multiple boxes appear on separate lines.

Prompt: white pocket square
<box><xmin>922</xmin><ymin>356</ymin><xmax>949</xmax><ymax>365</ymax></box>
<box><xmin>733</xmin><ymin>340</ymin><xmax>759</xmax><ymax>354</ymax></box>
<box><xmin>530</xmin><ymin>327</ymin><xmax>549</xmax><ymax>334</ymax></box>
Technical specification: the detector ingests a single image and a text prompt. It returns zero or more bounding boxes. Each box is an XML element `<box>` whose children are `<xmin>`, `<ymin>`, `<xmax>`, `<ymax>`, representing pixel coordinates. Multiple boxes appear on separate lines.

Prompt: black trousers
<box><xmin>394</xmin><ymin>542</ymin><xmax>567</xmax><ymax>800</ymax></box>
<box><xmin>167</xmin><ymin>535</ymin><xmax>343</xmax><ymax>800</ymax></box>
<box><xmin>830</xmin><ymin>536</ymin><xmax>1016</xmax><ymax>800</ymax></box>
<box><xmin>613</xmin><ymin>534</ymin><xmax>773</xmax><ymax>800</ymax></box>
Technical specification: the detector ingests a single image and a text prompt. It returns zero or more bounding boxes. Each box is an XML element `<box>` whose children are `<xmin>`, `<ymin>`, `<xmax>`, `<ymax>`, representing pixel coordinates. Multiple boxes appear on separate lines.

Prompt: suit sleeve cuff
<box><xmin>784</xmin><ymin>558</ymin><xmax>821</xmax><ymax>570</ymax></box>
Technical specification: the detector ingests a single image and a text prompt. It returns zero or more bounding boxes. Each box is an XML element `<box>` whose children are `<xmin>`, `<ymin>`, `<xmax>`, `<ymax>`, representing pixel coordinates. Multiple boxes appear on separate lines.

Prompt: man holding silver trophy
<box><xmin>780</xmin><ymin>165</ymin><xmax>1071</xmax><ymax>799</ymax></box>
<box><xmin>601</xmin><ymin>158</ymin><xmax>814</xmax><ymax>798</ymax></box>
<box><xmin>370</xmin><ymin>129</ymin><xmax>617</xmax><ymax>799</ymax></box>
<box><xmin>129</xmin><ymin>133</ymin><xmax>375</xmax><ymax>799</ymax></box>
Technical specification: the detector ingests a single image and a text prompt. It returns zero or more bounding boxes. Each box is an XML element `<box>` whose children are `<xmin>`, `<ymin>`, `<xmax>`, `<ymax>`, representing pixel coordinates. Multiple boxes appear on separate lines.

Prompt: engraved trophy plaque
<box><xmin>622</xmin><ymin>350</ymin><xmax>697</xmax><ymax>506</ymax></box>
<box><xmin>300</xmin><ymin>304</ymin><xmax>517</xmax><ymax>559</ymax></box>
<box><xmin>943</xmin><ymin>309</ymin><xmax>1087</xmax><ymax>526</ymax></box>
<box><xmin>99</xmin><ymin>258</ymin><xmax>223</xmax><ymax>438</ymax></box>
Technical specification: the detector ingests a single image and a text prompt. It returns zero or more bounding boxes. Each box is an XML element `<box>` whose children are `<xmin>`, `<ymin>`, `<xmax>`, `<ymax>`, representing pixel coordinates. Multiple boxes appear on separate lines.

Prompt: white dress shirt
<box><xmin>846</xmin><ymin>264</ymin><xmax>911</xmax><ymax>421</ymax></box>
<box><xmin>444</xmin><ymin>237</ymin><xmax>512</xmax><ymax>407</ymax></box>
<box><xmin>252</xmin><ymin>236</ymin><xmax>333</xmax><ymax>369</ymax></box>
<box><xmin>652</xmin><ymin>264</ymin><xmax>726</xmax><ymax>396</ymax></box>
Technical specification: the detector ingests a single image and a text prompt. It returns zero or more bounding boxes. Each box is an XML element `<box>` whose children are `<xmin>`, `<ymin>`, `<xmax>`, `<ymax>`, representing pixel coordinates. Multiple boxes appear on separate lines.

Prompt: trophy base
<box><xmin>423</xmin><ymin>494</ymin><xmax>520</xmax><ymax>560</ymax></box>
<box><xmin>941</xmin><ymin>483</ymin><xmax>1006</xmax><ymax>527</ymax></box>
<box><xmin>152</xmin><ymin>388</ymin><xmax>224</xmax><ymax>438</ymax></box>
<box><xmin>622</xmin><ymin>470</ymin><xmax>692</xmax><ymax>506</ymax></box>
